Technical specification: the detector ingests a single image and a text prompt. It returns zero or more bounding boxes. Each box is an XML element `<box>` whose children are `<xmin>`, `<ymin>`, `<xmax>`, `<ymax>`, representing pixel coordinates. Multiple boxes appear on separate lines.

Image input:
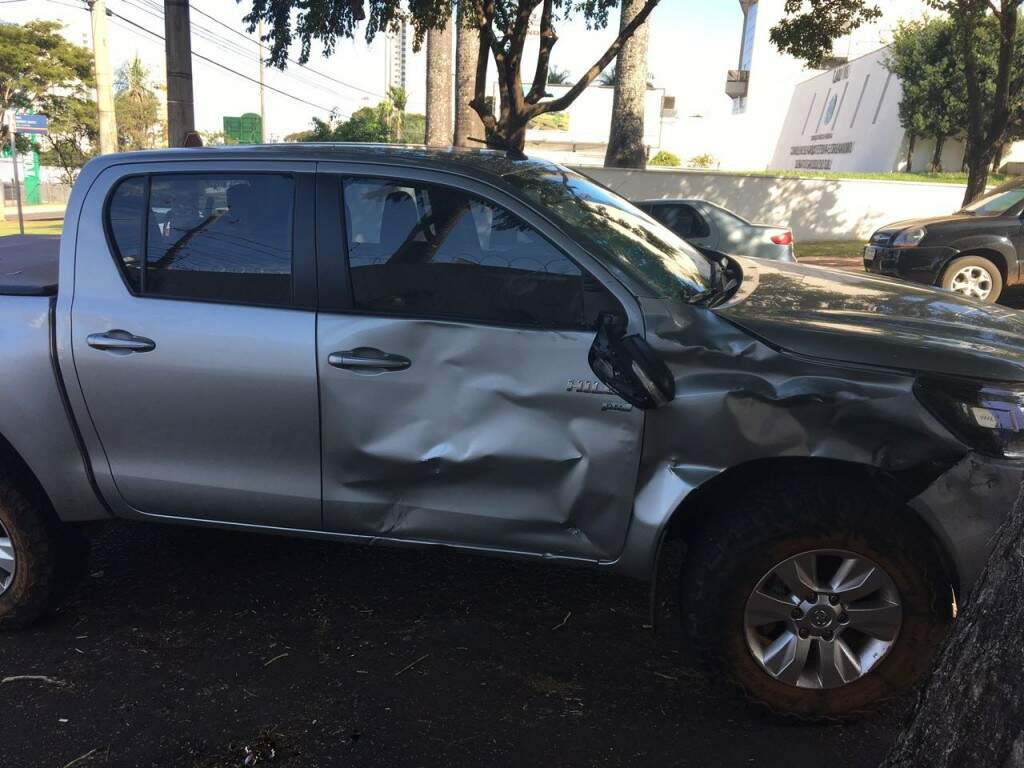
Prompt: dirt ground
<box><xmin>1</xmin><ymin>522</ymin><xmax>902</xmax><ymax>767</ymax></box>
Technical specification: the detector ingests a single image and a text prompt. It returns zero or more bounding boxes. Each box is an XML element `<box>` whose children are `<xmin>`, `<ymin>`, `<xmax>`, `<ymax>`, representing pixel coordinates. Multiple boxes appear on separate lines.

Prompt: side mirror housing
<box><xmin>588</xmin><ymin>313</ymin><xmax>675</xmax><ymax>410</ymax></box>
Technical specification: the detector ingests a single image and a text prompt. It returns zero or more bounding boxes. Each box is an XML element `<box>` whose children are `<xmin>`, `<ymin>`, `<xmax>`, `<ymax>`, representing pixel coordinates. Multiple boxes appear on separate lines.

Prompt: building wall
<box><xmin>526</xmin><ymin>85</ymin><xmax>665</xmax><ymax>151</ymax></box>
<box><xmin>578</xmin><ymin>166</ymin><xmax>972</xmax><ymax>242</ymax></box>
<box><xmin>713</xmin><ymin>0</ymin><xmax>934</xmax><ymax>171</ymax></box>
<box><xmin>769</xmin><ymin>47</ymin><xmax>906</xmax><ymax>173</ymax></box>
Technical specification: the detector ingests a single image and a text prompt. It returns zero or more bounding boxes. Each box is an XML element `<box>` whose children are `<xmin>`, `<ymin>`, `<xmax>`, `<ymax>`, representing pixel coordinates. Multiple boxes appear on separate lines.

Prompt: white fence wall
<box><xmin>576</xmin><ymin>166</ymin><xmax>971</xmax><ymax>242</ymax></box>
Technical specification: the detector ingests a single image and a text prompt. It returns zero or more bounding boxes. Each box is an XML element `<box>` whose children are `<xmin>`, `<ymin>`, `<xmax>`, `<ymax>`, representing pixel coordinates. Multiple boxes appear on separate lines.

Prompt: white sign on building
<box><xmin>769</xmin><ymin>47</ymin><xmax>905</xmax><ymax>173</ymax></box>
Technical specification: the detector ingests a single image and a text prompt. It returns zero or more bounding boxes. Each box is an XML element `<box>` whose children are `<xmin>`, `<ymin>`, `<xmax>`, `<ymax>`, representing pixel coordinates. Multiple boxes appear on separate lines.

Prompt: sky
<box><xmin>2</xmin><ymin>0</ymin><xmax>745</xmax><ymax>141</ymax></box>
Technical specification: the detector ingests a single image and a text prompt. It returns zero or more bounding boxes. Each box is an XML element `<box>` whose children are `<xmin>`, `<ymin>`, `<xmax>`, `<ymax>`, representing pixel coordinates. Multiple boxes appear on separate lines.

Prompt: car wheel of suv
<box><xmin>0</xmin><ymin>478</ymin><xmax>80</xmax><ymax>629</ymax></box>
<box><xmin>941</xmin><ymin>255</ymin><xmax>1002</xmax><ymax>303</ymax></box>
<box><xmin>681</xmin><ymin>476</ymin><xmax>953</xmax><ymax>720</ymax></box>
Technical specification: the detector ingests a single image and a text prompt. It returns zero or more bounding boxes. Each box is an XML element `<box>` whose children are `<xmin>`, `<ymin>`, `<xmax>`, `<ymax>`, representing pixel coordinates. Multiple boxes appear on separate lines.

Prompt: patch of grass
<box><xmin>0</xmin><ymin>218</ymin><xmax>63</xmax><ymax>236</ymax></box>
<box><xmin>797</xmin><ymin>240</ymin><xmax>865</xmax><ymax>259</ymax></box>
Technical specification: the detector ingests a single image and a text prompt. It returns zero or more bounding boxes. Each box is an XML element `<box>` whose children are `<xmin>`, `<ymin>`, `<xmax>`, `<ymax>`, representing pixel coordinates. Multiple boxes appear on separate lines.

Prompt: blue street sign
<box><xmin>14</xmin><ymin>114</ymin><xmax>48</xmax><ymax>135</ymax></box>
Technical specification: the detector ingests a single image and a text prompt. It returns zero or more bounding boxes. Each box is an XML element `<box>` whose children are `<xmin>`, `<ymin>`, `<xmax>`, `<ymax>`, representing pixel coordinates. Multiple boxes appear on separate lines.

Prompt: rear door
<box><xmin>70</xmin><ymin>161</ymin><xmax>321</xmax><ymax>529</ymax></box>
<box><xmin>313</xmin><ymin>165</ymin><xmax>645</xmax><ymax>561</ymax></box>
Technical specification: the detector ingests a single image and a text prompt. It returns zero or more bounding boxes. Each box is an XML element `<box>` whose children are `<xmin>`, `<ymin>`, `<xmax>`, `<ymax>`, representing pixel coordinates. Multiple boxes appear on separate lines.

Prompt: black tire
<box><xmin>940</xmin><ymin>254</ymin><xmax>1003</xmax><ymax>304</ymax></box>
<box><xmin>681</xmin><ymin>475</ymin><xmax>953</xmax><ymax>720</ymax></box>
<box><xmin>0</xmin><ymin>478</ymin><xmax>81</xmax><ymax>630</ymax></box>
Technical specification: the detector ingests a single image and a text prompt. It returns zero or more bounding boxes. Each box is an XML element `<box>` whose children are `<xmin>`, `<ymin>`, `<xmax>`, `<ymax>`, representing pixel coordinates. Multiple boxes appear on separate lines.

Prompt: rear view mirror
<box><xmin>588</xmin><ymin>313</ymin><xmax>675</xmax><ymax>410</ymax></box>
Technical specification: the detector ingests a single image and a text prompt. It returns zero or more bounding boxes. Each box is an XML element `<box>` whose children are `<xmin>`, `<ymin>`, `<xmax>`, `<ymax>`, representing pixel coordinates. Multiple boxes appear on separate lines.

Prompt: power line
<box><xmin>104</xmin><ymin>8</ymin><xmax>342</xmax><ymax>116</ymax></box>
<box><xmin>188</xmin><ymin>3</ymin><xmax>383</xmax><ymax>98</ymax></box>
<box><xmin>115</xmin><ymin>0</ymin><xmax>377</xmax><ymax>104</ymax></box>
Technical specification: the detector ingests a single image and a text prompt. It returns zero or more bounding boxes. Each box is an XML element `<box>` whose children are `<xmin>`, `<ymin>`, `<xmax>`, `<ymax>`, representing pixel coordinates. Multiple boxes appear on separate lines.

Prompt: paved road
<box><xmin>1</xmin><ymin>523</ymin><xmax>901</xmax><ymax>767</ymax></box>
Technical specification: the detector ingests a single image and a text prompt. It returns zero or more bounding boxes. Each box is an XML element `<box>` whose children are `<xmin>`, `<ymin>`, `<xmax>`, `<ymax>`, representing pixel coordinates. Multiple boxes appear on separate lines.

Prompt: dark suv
<box><xmin>864</xmin><ymin>177</ymin><xmax>1024</xmax><ymax>303</ymax></box>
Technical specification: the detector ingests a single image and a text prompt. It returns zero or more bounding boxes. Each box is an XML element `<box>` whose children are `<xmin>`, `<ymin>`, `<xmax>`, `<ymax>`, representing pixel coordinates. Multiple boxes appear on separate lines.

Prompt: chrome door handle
<box><xmin>87</xmin><ymin>331</ymin><xmax>156</xmax><ymax>353</ymax></box>
<box><xmin>328</xmin><ymin>349</ymin><xmax>411</xmax><ymax>372</ymax></box>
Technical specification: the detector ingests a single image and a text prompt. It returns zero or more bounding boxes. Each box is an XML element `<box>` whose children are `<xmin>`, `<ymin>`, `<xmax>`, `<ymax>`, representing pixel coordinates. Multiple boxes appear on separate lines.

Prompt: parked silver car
<box><xmin>1</xmin><ymin>145</ymin><xmax>1023</xmax><ymax>721</ymax></box>
<box><xmin>635</xmin><ymin>198</ymin><xmax>796</xmax><ymax>261</ymax></box>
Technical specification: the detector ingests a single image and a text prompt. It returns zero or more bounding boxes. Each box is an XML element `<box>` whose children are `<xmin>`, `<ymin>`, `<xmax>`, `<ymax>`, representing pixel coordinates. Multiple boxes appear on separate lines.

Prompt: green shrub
<box><xmin>687</xmin><ymin>153</ymin><xmax>717</xmax><ymax>169</ymax></box>
<box><xmin>649</xmin><ymin>150</ymin><xmax>681</xmax><ymax>167</ymax></box>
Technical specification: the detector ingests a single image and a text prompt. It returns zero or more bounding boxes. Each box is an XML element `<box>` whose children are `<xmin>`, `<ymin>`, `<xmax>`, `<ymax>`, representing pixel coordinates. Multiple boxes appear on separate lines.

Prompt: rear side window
<box><xmin>340</xmin><ymin>178</ymin><xmax>616</xmax><ymax>329</ymax></box>
<box><xmin>106</xmin><ymin>173</ymin><xmax>295</xmax><ymax>306</ymax></box>
<box><xmin>649</xmin><ymin>203</ymin><xmax>710</xmax><ymax>239</ymax></box>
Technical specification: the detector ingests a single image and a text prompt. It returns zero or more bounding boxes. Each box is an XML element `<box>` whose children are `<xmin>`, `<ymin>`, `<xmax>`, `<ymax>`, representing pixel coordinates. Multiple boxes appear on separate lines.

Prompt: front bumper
<box><xmin>863</xmin><ymin>244</ymin><xmax>958</xmax><ymax>285</ymax></box>
<box><xmin>909</xmin><ymin>452</ymin><xmax>1023</xmax><ymax>599</ymax></box>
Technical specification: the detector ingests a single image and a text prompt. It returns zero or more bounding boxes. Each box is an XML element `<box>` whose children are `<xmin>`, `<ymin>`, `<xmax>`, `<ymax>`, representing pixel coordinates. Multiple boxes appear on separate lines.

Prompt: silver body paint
<box><xmin>0</xmin><ymin>145</ymin><xmax>1020</xmax><ymax>601</ymax></box>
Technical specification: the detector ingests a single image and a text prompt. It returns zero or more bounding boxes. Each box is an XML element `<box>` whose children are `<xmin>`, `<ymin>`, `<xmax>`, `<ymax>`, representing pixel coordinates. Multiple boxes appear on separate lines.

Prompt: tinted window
<box><xmin>505</xmin><ymin>168</ymin><xmax>713</xmax><ymax>300</ymax></box>
<box><xmin>108</xmin><ymin>176</ymin><xmax>147</xmax><ymax>287</ymax></box>
<box><xmin>649</xmin><ymin>204</ymin><xmax>710</xmax><ymax>239</ymax></box>
<box><xmin>342</xmin><ymin>178</ymin><xmax>613</xmax><ymax>329</ymax></box>
<box><xmin>107</xmin><ymin>173</ymin><xmax>295</xmax><ymax>305</ymax></box>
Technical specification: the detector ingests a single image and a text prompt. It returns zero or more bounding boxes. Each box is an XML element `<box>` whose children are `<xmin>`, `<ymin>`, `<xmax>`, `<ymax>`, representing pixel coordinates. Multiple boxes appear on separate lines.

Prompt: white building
<box><xmin>688</xmin><ymin>0</ymin><xmax>934</xmax><ymax>171</ymax></box>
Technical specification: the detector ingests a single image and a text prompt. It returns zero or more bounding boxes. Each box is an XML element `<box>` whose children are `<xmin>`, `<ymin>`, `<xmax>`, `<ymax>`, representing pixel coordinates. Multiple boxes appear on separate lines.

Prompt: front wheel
<box><xmin>941</xmin><ymin>255</ymin><xmax>1002</xmax><ymax>304</ymax></box>
<box><xmin>682</xmin><ymin>478</ymin><xmax>953</xmax><ymax>719</ymax></box>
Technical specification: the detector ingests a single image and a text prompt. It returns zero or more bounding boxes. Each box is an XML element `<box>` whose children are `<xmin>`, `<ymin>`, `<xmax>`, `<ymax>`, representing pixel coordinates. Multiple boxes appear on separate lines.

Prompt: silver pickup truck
<box><xmin>2</xmin><ymin>145</ymin><xmax>1023</xmax><ymax>719</ymax></box>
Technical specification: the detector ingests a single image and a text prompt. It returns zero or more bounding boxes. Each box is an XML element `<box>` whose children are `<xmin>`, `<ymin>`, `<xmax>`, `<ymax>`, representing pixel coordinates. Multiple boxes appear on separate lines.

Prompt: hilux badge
<box><xmin>566</xmin><ymin>379</ymin><xmax>612</xmax><ymax>395</ymax></box>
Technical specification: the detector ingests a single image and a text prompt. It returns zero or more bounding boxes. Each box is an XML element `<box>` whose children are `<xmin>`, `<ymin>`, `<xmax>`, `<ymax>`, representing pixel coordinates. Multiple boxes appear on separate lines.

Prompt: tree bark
<box><xmin>880</xmin><ymin>480</ymin><xmax>1024</xmax><ymax>768</ymax></box>
<box><xmin>963</xmin><ymin>142</ymin><xmax>994</xmax><ymax>205</ymax></box>
<box><xmin>425</xmin><ymin>19</ymin><xmax>454</xmax><ymax>147</ymax></box>
<box><xmin>603</xmin><ymin>0</ymin><xmax>650</xmax><ymax>168</ymax></box>
<box><xmin>906</xmin><ymin>132</ymin><xmax>916</xmax><ymax>173</ymax></box>
<box><xmin>454</xmin><ymin>4</ymin><xmax>484</xmax><ymax>148</ymax></box>
<box><xmin>930</xmin><ymin>134</ymin><xmax>945</xmax><ymax>173</ymax></box>
<box><xmin>993</xmin><ymin>140</ymin><xmax>1007</xmax><ymax>173</ymax></box>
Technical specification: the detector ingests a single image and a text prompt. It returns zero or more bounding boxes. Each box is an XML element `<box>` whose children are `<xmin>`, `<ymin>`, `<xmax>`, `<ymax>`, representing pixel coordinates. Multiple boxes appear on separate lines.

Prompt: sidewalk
<box><xmin>2</xmin><ymin>203</ymin><xmax>67</xmax><ymax>222</ymax></box>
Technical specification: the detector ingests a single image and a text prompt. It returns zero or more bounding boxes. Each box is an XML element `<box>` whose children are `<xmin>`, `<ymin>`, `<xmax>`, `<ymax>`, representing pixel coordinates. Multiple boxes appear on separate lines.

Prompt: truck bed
<box><xmin>0</xmin><ymin>235</ymin><xmax>60</xmax><ymax>296</ymax></box>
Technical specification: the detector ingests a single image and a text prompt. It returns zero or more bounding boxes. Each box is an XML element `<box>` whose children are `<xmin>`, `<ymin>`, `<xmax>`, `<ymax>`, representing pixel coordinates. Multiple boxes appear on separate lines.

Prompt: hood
<box><xmin>714</xmin><ymin>257</ymin><xmax>1024</xmax><ymax>381</ymax></box>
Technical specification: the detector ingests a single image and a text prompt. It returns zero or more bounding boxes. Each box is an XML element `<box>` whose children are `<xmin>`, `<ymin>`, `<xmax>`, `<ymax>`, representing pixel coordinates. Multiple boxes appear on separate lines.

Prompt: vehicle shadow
<box><xmin>1</xmin><ymin>522</ymin><xmax>902</xmax><ymax>767</ymax></box>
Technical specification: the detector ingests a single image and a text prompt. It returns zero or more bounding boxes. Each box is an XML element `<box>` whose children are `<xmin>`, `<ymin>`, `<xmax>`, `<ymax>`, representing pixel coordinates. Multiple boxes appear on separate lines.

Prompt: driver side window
<box><xmin>341</xmin><ymin>178</ymin><xmax>616</xmax><ymax>329</ymax></box>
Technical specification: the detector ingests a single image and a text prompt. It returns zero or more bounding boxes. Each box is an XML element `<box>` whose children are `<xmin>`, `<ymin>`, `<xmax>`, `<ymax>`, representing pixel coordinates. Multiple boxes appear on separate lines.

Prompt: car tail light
<box><xmin>771</xmin><ymin>230</ymin><xmax>793</xmax><ymax>246</ymax></box>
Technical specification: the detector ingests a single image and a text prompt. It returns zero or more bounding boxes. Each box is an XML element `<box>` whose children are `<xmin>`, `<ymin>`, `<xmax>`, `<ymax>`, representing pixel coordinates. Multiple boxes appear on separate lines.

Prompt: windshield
<box><xmin>504</xmin><ymin>167</ymin><xmax>713</xmax><ymax>300</ymax></box>
<box><xmin>962</xmin><ymin>181</ymin><xmax>1024</xmax><ymax>216</ymax></box>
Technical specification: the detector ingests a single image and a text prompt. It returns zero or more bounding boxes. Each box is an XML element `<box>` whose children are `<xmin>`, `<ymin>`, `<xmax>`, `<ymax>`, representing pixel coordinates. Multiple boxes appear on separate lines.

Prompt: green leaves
<box><xmin>768</xmin><ymin>0</ymin><xmax>883</xmax><ymax>67</ymax></box>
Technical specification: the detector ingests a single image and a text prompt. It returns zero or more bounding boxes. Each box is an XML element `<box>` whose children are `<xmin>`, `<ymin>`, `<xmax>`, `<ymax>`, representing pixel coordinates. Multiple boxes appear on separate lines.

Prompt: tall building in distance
<box><xmin>385</xmin><ymin>22</ymin><xmax>409</xmax><ymax>92</ymax></box>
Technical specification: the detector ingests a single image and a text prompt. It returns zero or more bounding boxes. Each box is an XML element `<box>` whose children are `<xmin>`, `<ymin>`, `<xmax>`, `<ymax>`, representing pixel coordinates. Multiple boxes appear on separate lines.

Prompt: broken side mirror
<box><xmin>588</xmin><ymin>313</ymin><xmax>675</xmax><ymax>410</ymax></box>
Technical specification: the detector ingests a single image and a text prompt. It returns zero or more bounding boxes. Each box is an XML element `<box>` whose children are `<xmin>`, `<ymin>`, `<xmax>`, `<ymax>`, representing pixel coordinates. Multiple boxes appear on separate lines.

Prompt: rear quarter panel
<box><xmin>0</xmin><ymin>296</ymin><xmax>109</xmax><ymax>521</ymax></box>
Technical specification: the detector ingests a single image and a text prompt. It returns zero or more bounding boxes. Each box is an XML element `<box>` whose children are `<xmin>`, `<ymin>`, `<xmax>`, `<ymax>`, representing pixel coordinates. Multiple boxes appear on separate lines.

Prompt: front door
<box><xmin>70</xmin><ymin>164</ymin><xmax>321</xmax><ymax>529</ymax></box>
<box><xmin>315</xmin><ymin>169</ymin><xmax>644</xmax><ymax>561</ymax></box>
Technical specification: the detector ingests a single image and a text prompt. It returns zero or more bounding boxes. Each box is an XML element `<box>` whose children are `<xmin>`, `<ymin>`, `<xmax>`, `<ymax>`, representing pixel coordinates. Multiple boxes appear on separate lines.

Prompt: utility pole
<box><xmin>165</xmin><ymin>0</ymin><xmax>195</xmax><ymax>147</ymax></box>
<box><xmin>257</xmin><ymin>19</ymin><xmax>266</xmax><ymax>143</ymax></box>
<box><xmin>6</xmin><ymin>114</ymin><xmax>24</xmax><ymax>235</ymax></box>
<box><xmin>88</xmin><ymin>0</ymin><xmax>118</xmax><ymax>154</ymax></box>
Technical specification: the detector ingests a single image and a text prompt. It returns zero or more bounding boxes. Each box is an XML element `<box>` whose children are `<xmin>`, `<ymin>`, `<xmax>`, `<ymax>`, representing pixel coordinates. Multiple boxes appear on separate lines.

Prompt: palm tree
<box><xmin>547</xmin><ymin>66</ymin><xmax>571</xmax><ymax>85</ymax></box>
<box><xmin>388</xmin><ymin>86</ymin><xmax>407</xmax><ymax>142</ymax></box>
<box><xmin>604</xmin><ymin>0</ymin><xmax>651</xmax><ymax>169</ymax></box>
<box><xmin>114</xmin><ymin>56</ymin><xmax>164</xmax><ymax>150</ymax></box>
<box><xmin>424</xmin><ymin>19</ymin><xmax>453</xmax><ymax>147</ymax></box>
<box><xmin>454</xmin><ymin>3</ymin><xmax>484</xmax><ymax>147</ymax></box>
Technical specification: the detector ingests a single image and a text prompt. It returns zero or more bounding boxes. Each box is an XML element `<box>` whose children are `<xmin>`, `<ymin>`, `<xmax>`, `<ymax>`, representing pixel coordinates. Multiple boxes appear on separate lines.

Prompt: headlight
<box><xmin>893</xmin><ymin>226</ymin><xmax>926</xmax><ymax>247</ymax></box>
<box><xmin>914</xmin><ymin>377</ymin><xmax>1024</xmax><ymax>458</ymax></box>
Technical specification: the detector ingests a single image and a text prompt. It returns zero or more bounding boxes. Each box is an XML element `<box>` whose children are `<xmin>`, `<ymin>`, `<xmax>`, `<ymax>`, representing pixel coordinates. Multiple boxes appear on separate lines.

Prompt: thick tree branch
<box><xmin>526</xmin><ymin>0</ymin><xmax>556</xmax><ymax>103</ymax></box>
<box><xmin>534</xmin><ymin>0</ymin><xmax>660</xmax><ymax>116</ymax></box>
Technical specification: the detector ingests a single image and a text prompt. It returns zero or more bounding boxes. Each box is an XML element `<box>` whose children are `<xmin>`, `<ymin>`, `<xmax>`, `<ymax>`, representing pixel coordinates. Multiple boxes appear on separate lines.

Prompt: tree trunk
<box><xmin>905</xmin><ymin>133</ymin><xmax>916</xmax><ymax>173</ymax></box>
<box><xmin>930</xmin><ymin>135</ymin><xmax>945</xmax><ymax>173</ymax></box>
<box><xmin>425</xmin><ymin>20</ymin><xmax>454</xmax><ymax>147</ymax></box>
<box><xmin>993</xmin><ymin>141</ymin><xmax>1007</xmax><ymax>173</ymax></box>
<box><xmin>453</xmin><ymin>5</ymin><xmax>484</xmax><ymax>148</ymax></box>
<box><xmin>603</xmin><ymin>0</ymin><xmax>650</xmax><ymax>168</ymax></box>
<box><xmin>963</xmin><ymin>144</ymin><xmax>993</xmax><ymax>205</ymax></box>
<box><xmin>880</xmin><ymin>480</ymin><xmax>1024</xmax><ymax>768</ymax></box>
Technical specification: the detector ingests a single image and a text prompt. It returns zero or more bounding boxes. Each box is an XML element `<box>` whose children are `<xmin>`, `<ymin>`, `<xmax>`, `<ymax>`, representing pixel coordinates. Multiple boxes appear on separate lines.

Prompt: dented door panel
<box><xmin>318</xmin><ymin>314</ymin><xmax>644</xmax><ymax>560</ymax></box>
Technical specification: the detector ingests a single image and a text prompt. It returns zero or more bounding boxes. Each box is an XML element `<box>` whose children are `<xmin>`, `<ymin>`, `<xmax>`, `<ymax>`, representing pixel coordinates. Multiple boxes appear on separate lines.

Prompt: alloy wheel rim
<box><xmin>0</xmin><ymin>520</ymin><xmax>15</xmax><ymax>595</ymax></box>
<box><xmin>950</xmin><ymin>265</ymin><xmax>993</xmax><ymax>300</ymax></box>
<box><xmin>743</xmin><ymin>549</ymin><xmax>902</xmax><ymax>690</ymax></box>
